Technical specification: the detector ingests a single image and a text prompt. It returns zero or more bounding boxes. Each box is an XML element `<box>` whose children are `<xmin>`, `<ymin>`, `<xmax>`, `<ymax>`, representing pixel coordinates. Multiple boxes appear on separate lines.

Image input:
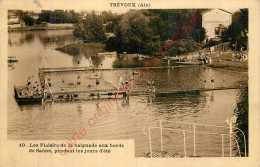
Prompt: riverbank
<box><xmin>112</xmin><ymin>51</ymin><xmax>248</xmax><ymax>72</ymax></box>
<box><xmin>8</xmin><ymin>26</ymin><xmax>75</xmax><ymax>32</ymax></box>
<box><xmin>206</xmin><ymin>51</ymin><xmax>248</xmax><ymax>72</ymax></box>
<box><xmin>56</xmin><ymin>42</ymin><xmax>248</xmax><ymax>72</ymax></box>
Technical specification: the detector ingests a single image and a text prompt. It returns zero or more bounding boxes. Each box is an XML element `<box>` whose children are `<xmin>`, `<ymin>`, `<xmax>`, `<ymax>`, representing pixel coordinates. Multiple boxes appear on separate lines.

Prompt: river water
<box><xmin>8</xmin><ymin>30</ymin><xmax>248</xmax><ymax>157</ymax></box>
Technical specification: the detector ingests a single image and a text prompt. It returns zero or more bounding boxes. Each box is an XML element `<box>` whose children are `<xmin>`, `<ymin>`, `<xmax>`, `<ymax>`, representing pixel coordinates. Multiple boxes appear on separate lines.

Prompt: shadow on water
<box><xmin>91</xmin><ymin>55</ymin><xmax>105</xmax><ymax>68</ymax></box>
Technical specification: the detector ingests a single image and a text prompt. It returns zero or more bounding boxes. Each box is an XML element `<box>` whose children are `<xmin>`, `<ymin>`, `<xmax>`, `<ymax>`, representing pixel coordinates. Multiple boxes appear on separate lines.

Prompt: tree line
<box><xmin>74</xmin><ymin>9</ymin><xmax>248</xmax><ymax>55</ymax></box>
<box><xmin>73</xmin><ymin>9</ymin><xmax>207</xmax><ymax>56</ymax></box>
<box><xmin>9</xmin><ymin>10</ymin><xmax>81</xmax><ymax>26</ymax></box>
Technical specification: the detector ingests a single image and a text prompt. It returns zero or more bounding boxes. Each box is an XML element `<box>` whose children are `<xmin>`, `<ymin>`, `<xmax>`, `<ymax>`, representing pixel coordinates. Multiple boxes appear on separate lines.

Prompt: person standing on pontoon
<box><xmin>217</xmin><ymin>53</ymin><xmax>220</xmax><ymax>62</ymax></box>
<box><xmin>33</xmin><ymin>81</ymin><xmax>39</xmax><ymax>95</ymax></box>
<box><xmin>27</xmin><ymin>77</ymin><xmax>31</xmax><ymax>88</ymax></box>
<box><xmin>147</xmin><ymin>80</ymin><xmax>151</xmax><ymax>92</ymax></box>
<box><xmin>151</xmin><ymin>81</ymin><xmax>155</xmax><ymax>92</ymax></box>
<box><xmin>209</xmin><ymin>56</ymin><xmax>212</xmax><ymax>64</ymax></box>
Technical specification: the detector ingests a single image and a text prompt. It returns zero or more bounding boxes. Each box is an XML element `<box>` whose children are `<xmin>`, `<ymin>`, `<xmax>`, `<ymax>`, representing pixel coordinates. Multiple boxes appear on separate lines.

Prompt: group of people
<box><xmin>203</xmin><ymin>54</ymin><xmax>213</xmax><ymax>64</ymax></box>
<box><xmin>232</xmin><ymin>51</ymin><xmax>248</xmax><ymax>61</ymax></box>
<box><xmin>198</xmin><ymin>51</ymin><xmax>213</xmax><ymax>64</ymax></box>
<box><xmin>26</xmin><ymin>76</ymin><xmax>40</xmax><ymax>95</ymax></box>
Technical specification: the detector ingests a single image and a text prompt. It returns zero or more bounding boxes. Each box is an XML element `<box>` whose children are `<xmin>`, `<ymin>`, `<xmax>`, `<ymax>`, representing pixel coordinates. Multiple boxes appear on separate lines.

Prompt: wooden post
<box><xmin>193</xmin><ymin>124</ymin><xmax>196</xmax><ymax>156</ymax></box>
<box><xmin>149</xmin><ymin>127</ymin><xmax>153</xmax><ymax>158</ymax></box>
<box><xmin>160</xmin><ymin>121</ymin><xmax>163</xmax><ymax>151</ymax></box>
<box><xmin>183</xmin><ymin>131</ymin><xmax>186</xmax><ymax>156</ymax></box>
<box><xmin>222</xmin><ymin>134</ymin><xmax>224</xmax><ymax>157</ymax></box>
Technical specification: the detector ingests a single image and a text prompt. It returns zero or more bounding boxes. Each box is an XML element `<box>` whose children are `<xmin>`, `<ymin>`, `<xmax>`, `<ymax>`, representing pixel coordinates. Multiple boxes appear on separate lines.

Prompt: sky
<box><xmin>26</xmin><ymin>8</ymin><xmax>241</xmax><ymax>15</ymax></box>
<box><xmin>3</xmin><ymin>0</ymin><xmax>242</xmax><ymax>14</ymax></box>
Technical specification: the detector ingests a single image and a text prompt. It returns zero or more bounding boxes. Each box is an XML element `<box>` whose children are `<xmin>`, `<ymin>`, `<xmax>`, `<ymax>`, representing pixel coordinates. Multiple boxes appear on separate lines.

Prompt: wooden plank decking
<box><xmin>129</xmin><ymin>86</ymin><xmax>247</xmax><ymax>96</ymax></box>
<box><xmin>144</xmin><ymin>151</ymin><xmax>200</xmax><ymax>158</ymax></box>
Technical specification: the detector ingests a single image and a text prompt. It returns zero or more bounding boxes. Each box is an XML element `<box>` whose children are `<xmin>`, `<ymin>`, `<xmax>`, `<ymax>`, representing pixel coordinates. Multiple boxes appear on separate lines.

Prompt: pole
<box><xmin>222</xmin><ymin>134</ymin><xmax>224</xmax><ymax>157</ymax></box>
<box><xmin>193</xmin><ymin>124</ymin><xmax>196</xmax><ymax>156</ymax></box>
<box><xmin>160</xmin><ymin>121</ymin><xmax>163</xmax><ymax>151</ymax></box>
<box><xmin>229</xmin><ymin>119</ymin><xmax>232</xmax><ymax>157</ymax></box>
<box><xmin>183</xmin><ymin>130</ymin><xmax>186</xmax><ymax>156</ymax></box>
<box><xmin>149</xmin><ymin>127</ymin><xmax>152</xmax><ymax>158</ymax></box>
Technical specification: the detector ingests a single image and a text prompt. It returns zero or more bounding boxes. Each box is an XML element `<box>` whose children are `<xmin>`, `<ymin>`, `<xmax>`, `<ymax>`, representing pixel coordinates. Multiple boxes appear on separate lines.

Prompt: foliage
<box><xmin>105</xmin><ymin>9</ymin><xmax>206</xmax><ymax>55</ymax></box>
<box><xmin>119</xmin><ymin>10</ymin><xmax>154</xmax><ymax>54</ymax></box>
<box><xmin>234</xmin><ymin>88</ymin><xmax>248</xmax><ymax>156</ymax></box>
<box><xmin>105</xmin><ymin>23</ymin><xmax>115</xmax><ymax>32</ymax></box>
<box><xmin>23</xmin><ymin>15</ymin><xmax>35</xmax><ymax>26</ymax></box>
<box><xmin>9</xmin><ymin>10</ymin><xmax>81</xmax><ymax>25</ymax></box>
<box><xmin>9</xmin><ymin>10</ymin><xmax>30</xmax><ymax>21</ymax></box>
<box><xmin>222</xmin><ymin>9</ymin><xmax>248</xmax><ymax>50</ymax></box>
<box><xmin>147</xmin><ymin>9</ymin><xmax>206</xmax><ymax>41</ymax></box>
<box><xmin>166</xmin><ymin>39</ymin><xmax>200</xmax><ymax>56</ymax></box>
<box><xmin>195</xmin><ymin>27</ymin><xmax>206</xmax><ymax>43</ymax></box>
<box><xmin>73</xmin><ymin>11</ymin><xmax>106</xmax><ymax>43</ymax></box>
<box><xmin>36</xmin><ymin>10</ymin><xmax>81</xmax><ymax>24</ymax></box>
<box><xmin>105</xmin><ymin>37</ymin><xmax>118</xmax><ymax>51</ymax></box>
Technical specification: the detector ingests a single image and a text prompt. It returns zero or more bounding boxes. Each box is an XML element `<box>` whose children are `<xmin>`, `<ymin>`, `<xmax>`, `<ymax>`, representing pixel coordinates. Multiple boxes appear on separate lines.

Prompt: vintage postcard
<box><xmin>0</xmin><ymin>0</ymin><xmax>259</xmax><ymax>166</ymax></box>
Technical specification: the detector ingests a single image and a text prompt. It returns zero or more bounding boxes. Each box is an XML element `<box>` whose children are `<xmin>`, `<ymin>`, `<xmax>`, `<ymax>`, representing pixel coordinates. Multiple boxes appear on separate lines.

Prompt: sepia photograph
<box><xmin>6</xmin><ymin>7</ymin><xmax>250</xmax><ymax>159</ymax></box>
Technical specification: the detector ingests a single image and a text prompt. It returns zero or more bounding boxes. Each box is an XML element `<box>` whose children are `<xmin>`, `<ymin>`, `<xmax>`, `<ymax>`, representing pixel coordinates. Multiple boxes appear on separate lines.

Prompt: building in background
<box><xmin>8</xmin><ymin>13</ymin><xmax>19</xmax><ymax>23</ymax></box>
<box><xmin>202</xmin><ymin>9</ymin><xmax>232</xmax><ymax>42</ymax></box>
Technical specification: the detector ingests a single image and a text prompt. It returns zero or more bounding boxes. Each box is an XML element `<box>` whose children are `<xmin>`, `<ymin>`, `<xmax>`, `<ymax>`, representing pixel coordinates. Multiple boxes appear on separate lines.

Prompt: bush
<box><xmin>23</xmin><ymin>15</ymin><xmax>35</xmax><ymax>26</ymax></box>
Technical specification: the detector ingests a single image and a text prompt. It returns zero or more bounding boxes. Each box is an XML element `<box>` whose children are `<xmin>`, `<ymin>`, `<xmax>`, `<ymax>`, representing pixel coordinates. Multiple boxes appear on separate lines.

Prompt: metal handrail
<box><xmin>143</xmin><ymin>124</ymin><xmax>242</xmax><ymax>158</ymax></box>
<box><xmin>143</xmin><ymin>126</ymin><xmax>238</xmax><ymax>137</ymax></box>
<box><xmin>154</xmin><ymin>120</ymin><xmax>247</xmax><ymax>156</ymax></box>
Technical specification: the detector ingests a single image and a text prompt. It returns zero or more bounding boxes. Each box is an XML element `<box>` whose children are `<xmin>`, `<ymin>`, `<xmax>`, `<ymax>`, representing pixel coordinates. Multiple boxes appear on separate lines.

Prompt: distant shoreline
<box><xmin>8</xmin><ymin>26</ymin><xmax>75</xmax><ymax>32</ymax></box>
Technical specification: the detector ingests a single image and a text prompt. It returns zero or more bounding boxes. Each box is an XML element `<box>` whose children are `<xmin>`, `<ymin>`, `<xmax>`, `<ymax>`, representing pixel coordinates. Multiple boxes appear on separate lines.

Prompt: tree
<box><xmin>239</xmin><ymin>9</ymin><xmax>248</xmax><ymax>31</ymax></box>
<box><xmin>37</xmin><ymin>10</ymin><xmax>81</xmax><ymax>24</ymax></box>
<box><xmin>73</xmin><ymin>11</ymin><xmax>106</xmax><ymax>43</ymax></box>
<box><xmin>147</xmin><ymin>9</ymin><xmax>206</xmax><ymax>41</ymax></box>
<box><xmin>195</xmin><ymin>27</ymin><xmax>206</xmax><ymax>43</ymax></box>
<box><xmin>118</xmin><ymin>10</ymin><xmax>154</xmax><ymax>54</ymax></box>
<box><xmin>23</xmin><ymin>15</ymin><xmax>35</xmax><ymax>26</ymax></box>
<box><xmin>12</xmin><ymin>10</ymin><xmax>28</xmax><ymax>21</ymax></box>
<box><xmin>105</xmin><ymin>37</ymin><xmax>117</xmax><ymax>51</ymax></box>
<box><xmin>222</xmin><ymin>9</ymin><xmax>248</xmax><ymax>50</ymax></box>
<box><xmin>105</xmin><ymin>22</ymin><xmax>115</xmax><ymax>33</ymax></box>
<box><xmin>37</xmin><ymin>10</ymin><xmax>52</xmax><ymax>24</ymax></box>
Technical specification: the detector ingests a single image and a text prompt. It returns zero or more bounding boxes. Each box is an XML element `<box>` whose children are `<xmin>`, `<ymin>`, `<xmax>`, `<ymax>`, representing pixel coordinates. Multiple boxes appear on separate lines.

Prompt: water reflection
<box><xmin>77</xmin><ymin>103</ymin><xmax>83</xmax><ymax>114</ymax></box>
<box><xmin>8</xmin><ymin>30</ymin><xmax>77</xmax><ymax>48</ymax></box>
<box><xmin>210</xmin><ymin>91</ymin><xmax>214</xmax><ymax>102</ymax></box>
<box><xmin>8</xmin><ymin>63</ymin><xmax>16</xmax><ymax>71</ymax></box>
<box><xmin>91</xmin><ymin>55</ymin><xmax>105</xmax><ymax>68</ymax></box>
<box><xmin>72</xmin><ymin>54</ymin><xmax>84</xmax><ymax>66</ymax></box>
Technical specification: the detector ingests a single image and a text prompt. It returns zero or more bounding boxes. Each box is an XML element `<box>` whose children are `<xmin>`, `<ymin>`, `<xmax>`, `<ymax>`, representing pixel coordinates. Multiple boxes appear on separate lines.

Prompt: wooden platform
<box><xmin>38</xmin><ymin>65</ymin><xmax>202</xmax><ymax>74</ymax></box>
<box><xmin>129</xmin><ymin>87</ymin><xmax>247</xmax><ymax>96</ymax></box>
<box><xmin>14</xmin><ymin>86</ymin><xmax>42</xmax><ymax>103</ymax></box>
<box><xmin>144</xmin><ymin>151</ymin><xmax>200</xmax><ymax>158</ymax></box>
<box><xmin>38</xmin><ymin>69</ymin><xmax>123</xmax><ymax>101</ymax></box>
<box><xmin>175</xmin><ymin>61</ymin><xmax>203</xmax><ymax>65</ymax></box>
